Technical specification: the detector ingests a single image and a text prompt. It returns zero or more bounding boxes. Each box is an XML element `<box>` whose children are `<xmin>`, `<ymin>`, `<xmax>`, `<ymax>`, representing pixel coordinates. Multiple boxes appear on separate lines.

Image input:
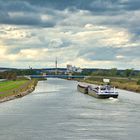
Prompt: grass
<box><xmin>0</xmin><ymin>80</ymin><xmax>28</xmax><ymax>92</ymax></box>
<box><xmin>0</xmin><ymin>79</ymin><xmax>37</xmax><ymax>98</ymax></box>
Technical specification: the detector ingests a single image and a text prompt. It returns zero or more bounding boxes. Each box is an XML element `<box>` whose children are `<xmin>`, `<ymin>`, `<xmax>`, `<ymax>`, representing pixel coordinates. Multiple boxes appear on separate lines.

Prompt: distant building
<box><xmin>66</xmin><ymin>64</ymin><xmax>82</xmax><ymax>74</ymax></box>
<box><xmin>67</xmin><ymin>65</ymin><xmax>73</xmax><ymax>73</ymax></box>
<box><xmin>76</xmin><ymin>67</ymin><xmax>82</xmax><ymax>73</ymax></box>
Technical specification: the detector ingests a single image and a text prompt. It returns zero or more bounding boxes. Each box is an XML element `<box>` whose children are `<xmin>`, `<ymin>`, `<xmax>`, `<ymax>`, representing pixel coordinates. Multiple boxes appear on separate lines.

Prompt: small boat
<box><xmin>88</xmin><ymin>85</ymin><xmax>118</xmax><ymax>99</ymax></box>
<box><xmin>77</xmin><ymin>83</ymin><xmax>88</xmax><ymax>94</ymax></box>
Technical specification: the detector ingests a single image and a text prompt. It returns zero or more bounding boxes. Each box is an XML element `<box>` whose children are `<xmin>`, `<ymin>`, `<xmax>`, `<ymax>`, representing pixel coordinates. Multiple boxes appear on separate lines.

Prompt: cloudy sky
<box><xmin>0</xmin><ymin>0</ymin><xmax>140</xmax><ymax>69</ymax></box>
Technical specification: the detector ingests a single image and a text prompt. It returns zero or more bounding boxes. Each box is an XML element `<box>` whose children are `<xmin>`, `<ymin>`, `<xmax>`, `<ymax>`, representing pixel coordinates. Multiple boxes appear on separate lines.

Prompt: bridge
<box><xmin>30</xmin><ymin>75</ymin><xmax>86</xmax><ymax>79</ymax></box>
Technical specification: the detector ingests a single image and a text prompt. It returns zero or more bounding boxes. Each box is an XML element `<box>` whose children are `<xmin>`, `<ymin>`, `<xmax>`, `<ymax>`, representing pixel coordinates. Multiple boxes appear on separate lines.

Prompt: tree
<box><xmin>0</xmin><ymin>71</ymin><xmax>17</xmax><ymax>80</ymax></box>
<box><xmin>6</xmin><ymin>72</ymin><xmax>17</xmax><ymax>80</ymax></box>
<box><xmin>124</xmin><ymin>68</ymin><xmax>134</xmax><ymax>77</ymax></box>
<box><xmin>109</xmin><ymin>68</ymin><xmax>117</xmax><ymax>76</ymax></box>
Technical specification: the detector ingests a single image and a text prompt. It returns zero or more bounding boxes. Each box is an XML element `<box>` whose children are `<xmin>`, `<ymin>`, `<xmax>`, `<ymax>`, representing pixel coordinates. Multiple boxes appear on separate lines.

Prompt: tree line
<box><xmin>81</xmin><ymin>68</ymin><xmax>140</xmax><ymax>78</ymax></box>
<box><xmin>0</xmin><ymin>68</ymin><xmax>140</xmax><ymax>80</ymax></box>
<box><xmin>0</xmin><ymin>69</ymin><xmax>37</xmax><ymax>80</ymax></box>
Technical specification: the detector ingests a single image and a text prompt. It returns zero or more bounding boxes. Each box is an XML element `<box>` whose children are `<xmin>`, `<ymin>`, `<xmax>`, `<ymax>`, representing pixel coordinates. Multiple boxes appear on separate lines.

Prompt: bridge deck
<box><xmin>30</xmin><ymin>75</ymin><xmax>85</xmax><ymax>79</ymax></box>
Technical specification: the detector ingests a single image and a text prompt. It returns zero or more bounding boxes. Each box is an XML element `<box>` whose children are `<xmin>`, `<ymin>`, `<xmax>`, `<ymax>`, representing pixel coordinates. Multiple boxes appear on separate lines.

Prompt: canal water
<box><xmin>0</xmin><ymin>78</ymin><xmax>140</xmax><ymax>140</ymax></box>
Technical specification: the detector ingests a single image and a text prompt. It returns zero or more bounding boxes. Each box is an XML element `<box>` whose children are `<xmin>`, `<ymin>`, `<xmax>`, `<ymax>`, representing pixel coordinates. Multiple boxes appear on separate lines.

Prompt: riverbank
<box><xmin>0</xmin><ymin>79</ymin><xmax>38</xmax><ymax>103</ymax></box>
<box><xmin>78</xmin><ymin>76</ymin><xmax>140</xmax><ymax>93</ymax></box>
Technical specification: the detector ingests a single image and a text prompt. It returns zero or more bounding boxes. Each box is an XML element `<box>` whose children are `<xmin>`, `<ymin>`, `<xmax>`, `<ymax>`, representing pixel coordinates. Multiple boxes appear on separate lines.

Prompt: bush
<box><xmin>137</xmin><ymin>80</ymin><xmax>140</xmax><ymax>85</ymax></box>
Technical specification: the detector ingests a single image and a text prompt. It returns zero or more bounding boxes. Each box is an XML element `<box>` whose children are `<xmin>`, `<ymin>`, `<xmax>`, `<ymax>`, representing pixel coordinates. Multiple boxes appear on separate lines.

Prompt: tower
<box><xmin>55</xmin><ymin>57</ymin><xmax>57</xmax><ymax>75</ymax></box>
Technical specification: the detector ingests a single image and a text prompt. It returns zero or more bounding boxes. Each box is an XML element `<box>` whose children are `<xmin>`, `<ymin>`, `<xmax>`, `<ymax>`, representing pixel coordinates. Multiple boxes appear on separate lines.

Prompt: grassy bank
<box><xmin>0</xmin><ymin>79</ymin><xmax>38</xmax><ymax>101</ymax></box>
<box><xmin>32</xmin><ymin>77</ymin><xmax>47</xmax><ymax>81</ymax></box>
<box><xmin>0</xmin><ymin>80</ymin><xmax>28</xmax><ymax>92</ymax></box>
<box><xmin>79</xmin><ymin>76</ymin><xmax>140</xmax><ymax>93</ymax></box>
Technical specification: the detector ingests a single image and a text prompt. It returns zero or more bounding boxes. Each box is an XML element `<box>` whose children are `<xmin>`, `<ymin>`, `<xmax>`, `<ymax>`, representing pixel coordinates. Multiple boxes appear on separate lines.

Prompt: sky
<box><xmin>0</xmin><ymin>0</ymin><xmax>140</xmax><ymax>70</ymax></box>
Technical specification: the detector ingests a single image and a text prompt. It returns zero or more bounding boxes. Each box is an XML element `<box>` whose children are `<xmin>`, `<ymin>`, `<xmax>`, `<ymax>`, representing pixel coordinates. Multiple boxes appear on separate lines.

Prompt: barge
<box><xmin>77</xmin><ymin>83</ymin><xmax>118</xmax><ymax>99</ymax></box>
<box><xmin>77</xmin><ymin>84</ymin><xmax>88</xmax><ymax>94</ymax></box>
<box><xmin>88</xmin><ymin>85</ymin><xmax>118</xmax><ymax>99</ymax></box>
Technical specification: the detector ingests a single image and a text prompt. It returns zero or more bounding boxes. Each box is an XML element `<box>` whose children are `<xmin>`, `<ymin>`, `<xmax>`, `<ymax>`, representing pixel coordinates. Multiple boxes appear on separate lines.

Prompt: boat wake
<box><xmin>109</xmin><ymin>97</ymin><xmax>119</xmax><ymax>101</ymax></box>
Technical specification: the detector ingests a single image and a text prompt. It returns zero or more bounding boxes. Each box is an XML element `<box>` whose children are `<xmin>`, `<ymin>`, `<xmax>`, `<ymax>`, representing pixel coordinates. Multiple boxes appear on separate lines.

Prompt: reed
<box><xmin>80</xmin><ymin>76</ymin><xmax>140</xmax><ymax>93</ymax></box>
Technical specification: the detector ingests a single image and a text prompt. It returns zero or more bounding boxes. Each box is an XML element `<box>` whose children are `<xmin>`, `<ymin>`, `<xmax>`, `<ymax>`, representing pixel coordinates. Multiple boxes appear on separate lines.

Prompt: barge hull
<box><xmin>77</xmin><ymin>84</ymin><xmax>88</xmax><ymax>94</ymax></box>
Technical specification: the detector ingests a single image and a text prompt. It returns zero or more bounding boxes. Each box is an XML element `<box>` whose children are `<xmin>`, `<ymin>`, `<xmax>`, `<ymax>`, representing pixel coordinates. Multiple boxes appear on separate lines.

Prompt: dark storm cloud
<box><xmin>121</xmin><ymin>0</ymin><xmax>140</xmax><ymax>11</ymax></box>
<box><xmin>26</xmin><ymin>0</ymin><xmax>140</xmax><ymax>13</ymax></box>
<box><xmin>0</xmin><ymin>0</ymin><xmax>140</xmax><ymax>26</ymax></box>
<box><xmin>78</xmin><ymin>46</ymin><xmax>120</xmax><ymax>61</ymax></box>
<box><xmin>78</xmin><ymin>45</ymin><xmax>140</xmax><ymax>62</ymax></box>
<box><xmin>119</xmin><ymin>46</ymin><xmax>140</xmax><ymax>60</ymax></box>
<box><xmin>0</xmin><ymin>0</ymin><xmax>36</xmax><ymax>12</ymax></box>
<box><xmin>0</xmin><ymin>12</ymin><xmax>40</xmax><ymax>26</ymax></box>
<box><xmin>0</xmin><ymin>0</ymin><xmax>56</xmax><ymax>27</ymax></box>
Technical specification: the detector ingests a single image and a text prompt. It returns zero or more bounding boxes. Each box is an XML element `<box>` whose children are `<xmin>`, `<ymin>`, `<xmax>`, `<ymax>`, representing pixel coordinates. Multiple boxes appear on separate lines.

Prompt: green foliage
<box><xmin>81</xmin><ymin>69</ymin><xmax>92</xmax><ymax>75</ymax></box>
<box><xmin>0</xmin><ymin>69</ymin><xmax>38</xmax><ymax>80</ymax></box>
<box><xmin>91</xmin><ymin>70</ymin><xmax>109</xmax><ymax>76</ymax></box>
<box><xmin>137</xmin><ymin>80</ymin><xmax>140</xmax><ymax>85</ymax></box>
<box><xmin>109</xmin><ymin>68</ymin><xmax>117</xmax><ymax>76</ymax></box>
<box><xmin>124</xmin><ymin>68</ymin><xmax>134</xmax><ymax>77</ymax></box>
<box><xmin>0</xmin><ymin>80</ymin><xmax>28</xmax><ymax>92</ymax></box>
<box><xmin>14</xmin><ymin>69</ymin><xmax>37</xmax><ymax>75</ymax></box>
<box><xmin>0</xmin><ymin>72</ymin><xmax>17</xmax><ymax>80</ymax></box>
<box><xmin>0</xmin><ymin>79</ymin><xmax>38</xmax><ymax>98</ymax></box>
<box><xmin>81</xmin><ymin>68</ymin><xmax>140</xmax><ymax>78</ymax></box>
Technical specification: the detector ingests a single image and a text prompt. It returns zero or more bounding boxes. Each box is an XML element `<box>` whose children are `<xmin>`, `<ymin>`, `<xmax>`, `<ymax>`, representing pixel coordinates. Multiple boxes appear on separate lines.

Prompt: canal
<box><xmin>0</xmin><ymin>78</ymin><xmax>140</xmax><ymax>140</ymax></box>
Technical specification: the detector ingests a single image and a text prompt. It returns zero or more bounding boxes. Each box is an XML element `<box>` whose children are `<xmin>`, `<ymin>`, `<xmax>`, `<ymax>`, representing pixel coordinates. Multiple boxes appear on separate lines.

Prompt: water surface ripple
<box><xmin>0</xmin><ymin>79</ymin><xmax>140</xmax><ymax>140</ymax></box>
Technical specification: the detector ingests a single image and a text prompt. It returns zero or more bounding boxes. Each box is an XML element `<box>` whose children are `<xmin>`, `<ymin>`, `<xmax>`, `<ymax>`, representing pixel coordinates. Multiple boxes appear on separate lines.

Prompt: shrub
<box><xmin>137</xmin><ymin>80</ymin><xmax>140</xmax><ymax>85</ymax></box>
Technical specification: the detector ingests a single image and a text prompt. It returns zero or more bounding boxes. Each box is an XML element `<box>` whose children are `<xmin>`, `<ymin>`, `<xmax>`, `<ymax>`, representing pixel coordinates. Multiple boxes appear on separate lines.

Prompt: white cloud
<box><xmin>0</xmin><ymin>45</ymin><xmax>7</xmax><ymax>55</ymax></box>
<box><xmin>41</xmin><ymin>14</ymin><xmax>52</xmax><ymax>22</ymax></box>
<box><xmin>0</xmin><ymin>45</ymin><xmax>18</xmax><ymax>61</ymax></box>
<box><xmin>100</xmin><ymin>28</ymin><xmax>130</xmax><ymax>47</ymax></box>
<box><xmin>0</xmin><ymin>8</ymin><xmax>140</xmax><ymax>69</ymax></box>
<box><xmin>48</xmin><ymin>38</ymin><xmax>63</xmax><ymax>48</ymax></box>
<box><xmin>116</xmin><ymin>55</ymin><xmax>125</xmax><ymax>59</ymax></box>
